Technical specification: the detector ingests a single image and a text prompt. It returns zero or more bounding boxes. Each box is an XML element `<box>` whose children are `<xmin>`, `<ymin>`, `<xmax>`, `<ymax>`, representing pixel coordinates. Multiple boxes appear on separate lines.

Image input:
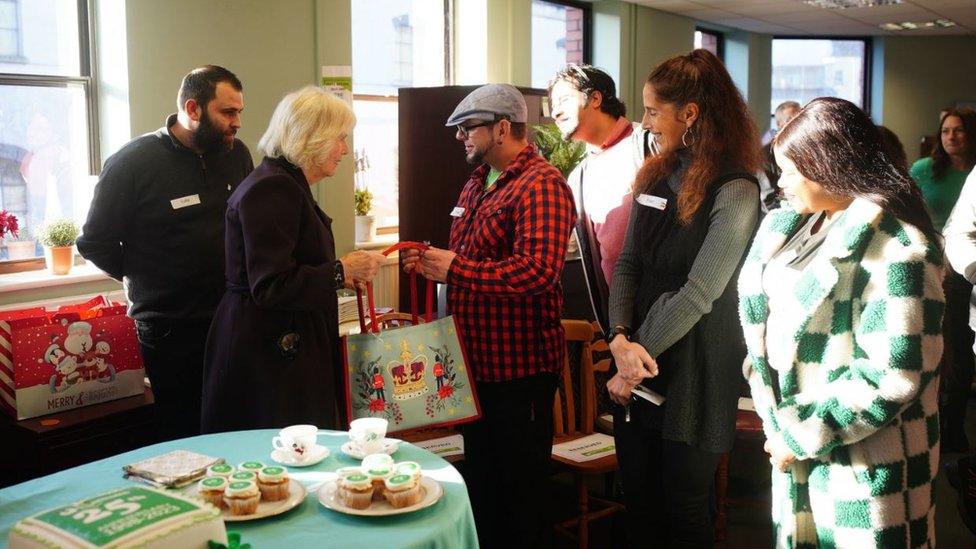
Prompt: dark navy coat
<box><xmin>201</xmin><ymin>156</ymin><xmax>343</xmax><ymax>433</ymax></box>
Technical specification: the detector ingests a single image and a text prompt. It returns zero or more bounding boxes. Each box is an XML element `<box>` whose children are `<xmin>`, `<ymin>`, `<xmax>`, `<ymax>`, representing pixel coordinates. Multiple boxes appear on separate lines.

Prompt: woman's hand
<box><xmin>607</xmin><ymin>372</ymin><xmax>638</xmax><ymax>405</ymax></box>
<box><xmin>764</xmin><ymin>433</ymin><xmax>796</xmax><ymax>472</ymax></box>
<box><xmin>339</xmin><ymin>250</ymin><xmax>386</xmax><ymax>288</ymax></box>
<box><xmin>609</xmin><ymin>335</ymin><xmax>658</xmax><ymax>381</ymax></box>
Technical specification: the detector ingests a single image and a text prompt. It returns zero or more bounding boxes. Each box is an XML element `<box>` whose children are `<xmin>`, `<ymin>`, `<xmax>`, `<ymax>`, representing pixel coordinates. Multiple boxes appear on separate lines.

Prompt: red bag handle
<box><xmin>354</xmin><ymin>241</ymin><xmax>435</xmax><ymax>334</ymax></box>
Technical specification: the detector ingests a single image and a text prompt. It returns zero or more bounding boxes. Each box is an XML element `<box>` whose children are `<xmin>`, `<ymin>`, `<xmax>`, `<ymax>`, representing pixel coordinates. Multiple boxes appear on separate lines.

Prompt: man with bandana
<box><xmin>78</xmin><ymin>65</ymin><xmax>253</xmax><ymax>441</ymax></box>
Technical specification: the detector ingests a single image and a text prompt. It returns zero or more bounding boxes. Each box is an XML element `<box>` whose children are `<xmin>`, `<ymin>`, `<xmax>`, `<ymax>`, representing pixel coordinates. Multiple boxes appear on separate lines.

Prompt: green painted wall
<box><xmin>487</xmin><ymin>0</ymin><xmax>532</xmax><ymax>86</ymax></box>
<box><xmin>879</xmin><ymin>35</ymin><xmax>976</xmax><ymax>163</ymax></box>
<box><xmin>629</xmin><ymin>6</ymin><xmax>695</xmax><ymax>114</ymax></box>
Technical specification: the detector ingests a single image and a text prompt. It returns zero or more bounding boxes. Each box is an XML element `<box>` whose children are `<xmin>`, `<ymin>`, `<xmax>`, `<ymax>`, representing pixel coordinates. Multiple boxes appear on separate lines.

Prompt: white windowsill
<box><xmin>0</xmin><ymin>262</ymin><xmax>113</xmax><ymax>293</ymax></box>
<box><xmin>355</xmin><ymin>232</ymin><xmax>399</xmax><ymax>250</ymax></box>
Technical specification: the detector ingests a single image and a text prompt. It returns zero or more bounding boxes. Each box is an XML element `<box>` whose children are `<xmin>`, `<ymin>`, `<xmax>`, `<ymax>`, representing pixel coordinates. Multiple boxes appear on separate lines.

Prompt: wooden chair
<box><xmin>713</xmin><ymin>406</ymin><xmax>766</xmax><ymax>542</ymax></box>
<box><xmin>552</xmin><ymin>320</ymin><xmax>624</xmax><ymax>549</ymax></box>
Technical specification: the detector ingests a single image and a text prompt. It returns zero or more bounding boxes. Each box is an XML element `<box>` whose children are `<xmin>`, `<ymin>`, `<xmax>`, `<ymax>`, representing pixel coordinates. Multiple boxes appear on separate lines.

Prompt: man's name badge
<box><xmin>171</xmin><ymin>194</ymin><xmax>201</xmax><ymax>209</ymax></box>
<box><xmin>450</xmin><ymin>206</ymin><xmax>466</xmax><ymax>218</ymax></box>
<box><xmin>636</xmin><ymin>194</ymin><xmax>667</xmax><ymax>210</ymax></box>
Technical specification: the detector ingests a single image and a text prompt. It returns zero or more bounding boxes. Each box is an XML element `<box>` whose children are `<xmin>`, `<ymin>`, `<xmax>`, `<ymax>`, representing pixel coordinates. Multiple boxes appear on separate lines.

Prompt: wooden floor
<box><xmin>546</xmin><ymin>399</ymin><xmax>976</xmax><ymax>548</ymax></box>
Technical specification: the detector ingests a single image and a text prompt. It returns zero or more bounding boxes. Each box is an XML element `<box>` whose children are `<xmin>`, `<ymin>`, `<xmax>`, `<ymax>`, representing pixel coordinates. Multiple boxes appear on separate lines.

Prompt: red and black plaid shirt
<box><xmin>447</xmin><ymin>145</ymin><xmax>577</xmax><ymax>382</ymax></box>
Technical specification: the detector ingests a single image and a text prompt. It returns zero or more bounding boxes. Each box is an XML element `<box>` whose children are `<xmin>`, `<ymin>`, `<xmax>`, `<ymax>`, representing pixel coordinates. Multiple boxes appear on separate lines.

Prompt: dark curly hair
<box><xmin>548</xmin><ymin>64</ymin><xmax>626</xmax><ymax>119</ymax></box>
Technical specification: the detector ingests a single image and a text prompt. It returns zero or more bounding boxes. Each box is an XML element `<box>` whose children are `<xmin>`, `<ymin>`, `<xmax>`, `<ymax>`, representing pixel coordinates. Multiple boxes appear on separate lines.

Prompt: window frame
<box><xmin>531</xmin><ymin>0</ymin><xmax>593</xmax><ymax>69</ymax></box>
<box><xmin>0</xmin><ymin>0</ymin><xmax>99</xmax><ymax>273</ymax></box>
<box><xmin>350</xmin><ymin>0</ymin><xmax>456</xmax><ymax>232</ymax></box>
<box><xmin>694</xmin><ymin>26</ymin><xmax>725</xmax><ymax>60</ymax></box>
<box><xmin>770</xmin><ymin>35</ymin><xmax>873</xmax><ymax>116</ymax></box>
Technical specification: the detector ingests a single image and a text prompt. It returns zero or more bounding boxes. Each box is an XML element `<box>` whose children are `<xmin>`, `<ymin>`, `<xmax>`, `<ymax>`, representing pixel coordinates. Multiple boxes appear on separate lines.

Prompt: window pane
<box><xmin>352</xmin><ymin>99</ymin><xmax>398</xmax><ymax>228</ymax></box>
<box><xmin>531</xmin><ymin>0</ymin><xmax>585</xmax><ymax>89</ymax></box>
<box><xmin>771</xmin><ymin>39</ymin><xmax>865</xmax><ymax>113</ymax></box>
<box><xmin>694</xmin><ymin>30</ymin><xmax>720</xmax><ymax>57</ymax></box>
<box><xmin>351</xmin><ymin>0</ymin><xmax>446</xmax><ymax>96</ymax></box>
<box><xmin>0</xmin><ymin>83</ymin><xmax>93</xmax><ymax>260</ymax></box>
<box><xmin>0</xmin><ymin>0</ymin><xmax>80</xmax><ymax>75</ymax></box>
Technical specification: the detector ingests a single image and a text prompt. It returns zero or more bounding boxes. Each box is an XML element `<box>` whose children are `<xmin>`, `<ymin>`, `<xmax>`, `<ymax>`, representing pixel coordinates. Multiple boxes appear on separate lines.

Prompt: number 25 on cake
<box><xmin>9</xmin><ymin>486</ymin><xmax>226</xmax><ymax>548</ymax></box>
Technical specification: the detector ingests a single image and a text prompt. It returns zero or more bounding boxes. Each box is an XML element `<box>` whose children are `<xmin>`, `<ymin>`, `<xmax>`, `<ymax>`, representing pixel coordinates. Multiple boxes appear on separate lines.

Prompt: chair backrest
<box><xmin>366</xmin><ymin>312</ymin><xmax>426</xmax><ymax>331</ymax></box>
<box><xmin>554</xmin><ymin>319</ymin><xmax>597</xmax><ymax>438</ymax></box>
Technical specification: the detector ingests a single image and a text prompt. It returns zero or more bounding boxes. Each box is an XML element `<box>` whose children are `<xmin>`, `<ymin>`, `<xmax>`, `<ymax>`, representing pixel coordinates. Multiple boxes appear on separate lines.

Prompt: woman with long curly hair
<box><xmin>605</xmin><ymin>49</ymin><xmax>761</xmax><ymax>547</ymax></box>
<box><xmin>741</xmin><ymin>97</ymin><xmax>943</xmax><ymax>547</ymax></box>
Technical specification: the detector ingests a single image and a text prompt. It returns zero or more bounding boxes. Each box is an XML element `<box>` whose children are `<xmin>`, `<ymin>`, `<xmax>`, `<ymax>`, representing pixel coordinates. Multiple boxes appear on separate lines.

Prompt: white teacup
<box><xmin>349</xmin><ymin>417</ymin><xmax>388</xmax><ymax>455</ymax></box>
<box><xmin>272</xmin><ymin>424</ymin><xmax>318</xmax><ymax>460</ymax></box>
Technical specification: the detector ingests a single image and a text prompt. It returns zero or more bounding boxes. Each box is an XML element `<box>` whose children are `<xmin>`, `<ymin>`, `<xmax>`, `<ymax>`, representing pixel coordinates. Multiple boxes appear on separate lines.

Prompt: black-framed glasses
<box><xmin>456</xmin><ymin>120</ymin><xmax>496</xmax><ymax>139</ymax></box>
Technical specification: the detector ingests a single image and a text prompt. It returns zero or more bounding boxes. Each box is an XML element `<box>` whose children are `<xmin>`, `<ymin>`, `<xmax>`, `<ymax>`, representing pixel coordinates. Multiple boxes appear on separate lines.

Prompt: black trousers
<box><xmin>461</xmin><ymin>373</ymin><xmax>557</xmax><ymax>549</ymax></box>
<box><xmin>613</xmin><ymin>400</ymin><xmax>722</xmax><ymax>549</ymax></box>
<box><xmin>940</xmin><ymin>270</ymin><xmax>975</xmax><ymax>451</ymax></box>
<box><xmin>135</xmin><ymin>318</ymin><xmax>211</xmax><ymax>442</ymax></box>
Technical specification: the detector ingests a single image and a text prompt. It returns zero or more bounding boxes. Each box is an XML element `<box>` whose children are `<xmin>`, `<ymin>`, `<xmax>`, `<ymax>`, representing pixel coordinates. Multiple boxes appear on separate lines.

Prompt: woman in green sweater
<box><xmin>911</xmin><ymin>107</ymin><xmax>976</xmax><ymax>452</ymax></box>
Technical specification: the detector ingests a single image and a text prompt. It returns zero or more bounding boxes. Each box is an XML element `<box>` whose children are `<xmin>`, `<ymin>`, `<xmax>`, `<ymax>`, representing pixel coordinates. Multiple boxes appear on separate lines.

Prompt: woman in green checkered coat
<box><xmin>739</xmin><ymin>97</ymin><xmax>945</xmax><ymax>548</ymax></box>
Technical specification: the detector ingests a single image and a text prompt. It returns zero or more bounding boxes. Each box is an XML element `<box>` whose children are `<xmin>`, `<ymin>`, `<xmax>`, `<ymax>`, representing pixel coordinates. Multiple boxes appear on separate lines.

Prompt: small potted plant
<box><xmin>354</xmin><ymin>186</ymin><xmax>376</xmax><ymax>243</ymax></box>
<box><xmin>39</xmin><ymin>218</ymin><xmax>80</xmax><ymax>275</ymax></box>
<box><xmin>6</xmin><ymin>226</ymin><xmax>37</xmax><ymax>260</ymax></box>
<box><xmin>0</xmin><ymin>209</ymin><xmax>22</xmax><ymax>257</ymax></box>
<box><xmin>531</xmin><ymin>123</ymin><xmax>587</xmax><ymax>177</ymax></box>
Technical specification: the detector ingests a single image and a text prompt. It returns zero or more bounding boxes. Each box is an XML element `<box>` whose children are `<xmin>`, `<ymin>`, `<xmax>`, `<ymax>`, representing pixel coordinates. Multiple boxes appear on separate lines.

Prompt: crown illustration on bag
<box><xmin>387</xmin><ymin>339</ymin><xmax>429</xmax><ymax>401</ymax></box>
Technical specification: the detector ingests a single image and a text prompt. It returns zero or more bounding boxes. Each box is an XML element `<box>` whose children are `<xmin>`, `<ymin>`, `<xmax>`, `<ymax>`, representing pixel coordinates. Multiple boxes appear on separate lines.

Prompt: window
<box><xmin>351</xmin><ymin>0</ymin><xmax>451</xmax><ymax>232</ymax></box>
<box><xmin>694</xmin><ymin>28</ymin><xmax>723</xmax><ymax>59</ymax></box>
<box><xmin>771</xmin><ymin>38</ymin><xmax>869</xmax><ymax>115</ymax></box>
<box><xmin>0</xmin><ymin>0</ymin><xmax>97</xmax><ymax>264</ymax></box>
<box><xmin>531</xmin><ymin>0</ymin><xmax>590</xmax><ymax>89</ymax></box>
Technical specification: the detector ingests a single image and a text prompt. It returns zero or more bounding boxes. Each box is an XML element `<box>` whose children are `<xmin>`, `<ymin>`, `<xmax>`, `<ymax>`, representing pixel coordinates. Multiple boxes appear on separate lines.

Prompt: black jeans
<box><xmin>135</xmin><ymin>318</ymin><xmax>212</xmax><ymax>442</ymax></box>
<box><xmin>461</xmin><ymin>373</ymin><xmax>557</xmax><ymax>549</ymax></box>
<box><xmin>613</xmin><ymin>400</ymin><xmax>722</xmax><ymax>549</ymax></box>
<box><xmin>940</xmin><ymin>270</ymin><xmax>975</xmax><ymax>451</ymax></box>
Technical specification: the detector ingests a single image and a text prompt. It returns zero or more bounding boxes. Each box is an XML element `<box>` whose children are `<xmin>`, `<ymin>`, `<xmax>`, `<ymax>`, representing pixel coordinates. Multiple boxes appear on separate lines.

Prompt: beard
<box><xmin>466</xmin><ymin>139</ymin><xmax>495</xmax><ymax>165</ymax></box>
<box><xmin>557</xmin><ymin>120</ymin><xmax>579</xmax><ymax>141</ymax></box>
<box><xmin>193</xmin><ymin>110</ymin><xmax>234</xmax><ymax>153</ymax></box>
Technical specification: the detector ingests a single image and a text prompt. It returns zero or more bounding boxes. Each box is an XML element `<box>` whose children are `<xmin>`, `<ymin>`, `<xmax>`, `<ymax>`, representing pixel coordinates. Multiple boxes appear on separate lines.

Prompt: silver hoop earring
<box><xmin>681</xmin><ymin>127</ymin><xmax>696</xmax><ymax>147</ymax></box>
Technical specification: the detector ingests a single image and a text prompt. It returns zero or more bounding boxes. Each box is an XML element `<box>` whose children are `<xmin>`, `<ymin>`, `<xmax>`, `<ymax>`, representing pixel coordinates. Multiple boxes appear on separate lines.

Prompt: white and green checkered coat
<box><xmin>739</xmin><ymin>198</ymin><xmax>944</xmax><ymax>548</ymax></box>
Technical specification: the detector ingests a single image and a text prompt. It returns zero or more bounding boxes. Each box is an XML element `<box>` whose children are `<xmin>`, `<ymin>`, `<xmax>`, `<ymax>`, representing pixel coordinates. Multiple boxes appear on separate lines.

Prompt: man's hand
<box><xmin>418</xmin><ymin>247</ymin><xmax>457</xmax><ymax>283</ymax></box>
<box><xmin>339</xmin><ymin>250</ymin><xmax>385</xmax><ymax>288</ymax></box>
<box><xmin>401</xmin><ymin>248</ymin><xmax>422</xmax><ymax>274</ymax></box>
<box><xmin>609</xmin><ymin>335</ymin><xmax>658</xmax><ymax>381</ymax></box>
<box><xmin>764</xmin><ymin>433</ymin><xmax>796</xmax><ymax>472</ymax></box>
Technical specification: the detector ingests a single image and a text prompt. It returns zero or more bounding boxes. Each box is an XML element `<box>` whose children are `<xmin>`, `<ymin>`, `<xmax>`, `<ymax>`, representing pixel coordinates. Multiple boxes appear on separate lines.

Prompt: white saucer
<box><xmin>270</xmin><ymin>444</ymin><xmax>330</xmax><ymax>467</ymax></box>
<box><xmin>340</xmin><ymin>438</ymin><xmax>400</xmax><ymax>460</ymax></box>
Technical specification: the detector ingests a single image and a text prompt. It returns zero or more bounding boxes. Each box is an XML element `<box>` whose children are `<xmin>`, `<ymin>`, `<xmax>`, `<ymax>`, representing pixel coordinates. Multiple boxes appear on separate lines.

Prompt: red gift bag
<box><xmin>0</xmin><ymin>296</ymin><xmax>145</xmax><ymax>420</ymax></box>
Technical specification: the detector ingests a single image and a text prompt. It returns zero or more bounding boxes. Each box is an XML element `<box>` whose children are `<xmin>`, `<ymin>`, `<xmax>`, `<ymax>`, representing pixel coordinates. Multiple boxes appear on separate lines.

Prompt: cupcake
<box><xmin>366</xmin><ymin>466</ymin><xmax>393</xmax><ymax>500</ymax></box>
<box><xmin>395</xmin><ymin>461</ymin><xmax>422</xmax><ymax>482</ymax></box>
<box><xmin>257</xmin><ymin>466</ymin><xmax>290</xmax><ymax>502</ymax></box>
<box><xmin>384</xmin><ymin>474</ymin><xmax>423</xmax><ymax>508</ymax></box>
<box><xmin>339</xmin><ymin>473</ymin><xmax>374</xmax><ymax>510</ymax></box>
<box><xmin>335</xmin><ymin>466</ymin><xmax>363</xmax><ymax>480</ymax></box>
<box><xmin>198</xmin><ymin>476</ymin><xmax>229</xmax><ymax>509</ymax></box>
<box><xmin>206</xmin><ymin>463</ymin><xmax>235</xmax><ymax>479</ymax></box>
<box><xmin>223</xmin><ymin>480</ymin><xmax>260</xmax><ymax>515</ymax></box>
<box><xmin>238</xmin><ymin>461</ymin><xmax>266</xmax><ymax>474</ymax></box>
<box><xmin>362</xmin><ymin>453</ymin><xmax>394</xmax><ymax>470</ymax></box>
<box><xmin>230</xmin><ymin>471</ymin><xmax>257</xmax><ymax>482</ymax></box>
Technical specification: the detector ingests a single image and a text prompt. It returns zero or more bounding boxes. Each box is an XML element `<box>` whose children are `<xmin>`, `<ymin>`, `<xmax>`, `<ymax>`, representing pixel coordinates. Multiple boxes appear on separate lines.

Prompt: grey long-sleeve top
<box><xmin>608</xmin><ymin>173</ymin><xmax>759</xmax><ymax>357</ymax></box>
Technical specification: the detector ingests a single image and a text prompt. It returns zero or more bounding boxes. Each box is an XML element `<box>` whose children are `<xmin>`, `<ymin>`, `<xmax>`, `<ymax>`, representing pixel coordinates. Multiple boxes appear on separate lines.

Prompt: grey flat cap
<box><xmin>445</xmin><ymin>84</ymin><xmax>527</xmax><ymax>126</ymax></box>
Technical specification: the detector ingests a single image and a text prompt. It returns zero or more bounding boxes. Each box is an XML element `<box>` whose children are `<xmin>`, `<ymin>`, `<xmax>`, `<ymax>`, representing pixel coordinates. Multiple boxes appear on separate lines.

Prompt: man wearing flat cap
<box><xmin>403</xmin><ymin>84</ymin><xmax>576</xmax><ymax>547</ymax></box>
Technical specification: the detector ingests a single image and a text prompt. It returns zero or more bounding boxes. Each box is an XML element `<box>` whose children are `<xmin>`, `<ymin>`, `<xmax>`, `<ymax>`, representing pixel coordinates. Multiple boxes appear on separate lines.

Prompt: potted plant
<box><xmin>0</xmin><ymin>209</ymin><xmax>22</xmax><ymax>258</ymax></box>
<box><xmin>531</xmin><ymin>123</ymin><xmax>587</xmax><ymax>177</ymax></box>
<box><xmin>354</xmin><ymin>187</ymin><xmax>376</xmax><ymax>243</ymax></box>
<box><xmin>38</xmin><ymin>218</ymin><xmax>80</xmax><ymax>275</ymax></box>
<box><xmin>6</xmin><ymin>226</ymin><xmax>37</xmax><ymax>260</ymax></box>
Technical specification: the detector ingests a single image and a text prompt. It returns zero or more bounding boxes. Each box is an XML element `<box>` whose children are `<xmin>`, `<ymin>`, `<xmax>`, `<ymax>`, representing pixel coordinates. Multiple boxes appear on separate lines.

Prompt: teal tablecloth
<box><xmin>0</xmin><ymin>429</ymin><xmax>479</xmax><ymax>548</ymax></box>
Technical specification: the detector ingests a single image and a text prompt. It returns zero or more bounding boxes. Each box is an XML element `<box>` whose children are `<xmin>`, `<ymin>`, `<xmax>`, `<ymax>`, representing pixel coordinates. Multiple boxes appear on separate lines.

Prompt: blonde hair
<box><xmin>258</xmin><ymin>86</ymin><xmax>356</xmax><ymax>170</ymax></box>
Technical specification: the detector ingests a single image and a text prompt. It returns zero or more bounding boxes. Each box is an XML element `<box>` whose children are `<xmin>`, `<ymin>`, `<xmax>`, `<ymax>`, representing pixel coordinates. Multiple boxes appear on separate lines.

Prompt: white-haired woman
<box><xmin>201</xmin><ymin>86</ymin><xmax>384</xmax><ymax>433</ymax></box>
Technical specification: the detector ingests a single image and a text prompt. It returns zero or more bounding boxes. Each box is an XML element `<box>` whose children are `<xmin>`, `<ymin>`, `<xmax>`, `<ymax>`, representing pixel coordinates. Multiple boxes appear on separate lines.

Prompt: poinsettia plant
<box><xmin>0</xmin><ymin>210</ymin><xmax>19</xmax><ymax>239</ymax></box>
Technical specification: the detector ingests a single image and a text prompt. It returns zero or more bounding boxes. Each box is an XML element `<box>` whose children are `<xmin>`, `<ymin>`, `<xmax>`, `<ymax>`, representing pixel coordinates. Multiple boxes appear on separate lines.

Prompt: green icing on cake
<box><xmin>231</xmin><ymin>472</ymin><xmax>255</xmax><ymax>481</ymax></box>
<box><xmin>201</xmin><ymin>477</ymin><xmax>226</xmax><ymax>488</ymax></box>
<box><xmin>209</xmin><ymin>464</ymin><xmax>233</xmax><ymax>473</ymax></box>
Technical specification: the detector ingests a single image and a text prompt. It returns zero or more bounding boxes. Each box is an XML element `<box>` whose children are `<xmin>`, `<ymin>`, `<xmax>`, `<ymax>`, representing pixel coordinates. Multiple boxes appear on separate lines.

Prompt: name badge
<box><xmin>171</xmin><ymin>194</ymin><xmax>201</xmax><ymax>210</ymax></box>
<box><xmin>636</xmin><ymin>194</ymin><xmax>667</xmax><ymax>210</ymax></box>
<box><xmin>450</xmin><ymin>206</ymin><xmax>466</xmax><ymax>218</ymax></box>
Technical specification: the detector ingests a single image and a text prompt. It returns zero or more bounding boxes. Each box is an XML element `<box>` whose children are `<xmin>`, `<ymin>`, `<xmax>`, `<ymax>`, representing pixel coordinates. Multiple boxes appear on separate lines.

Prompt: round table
<box><xmin>0</xmin><ymin>429</ymin><xmax>479</xmax><ymax>548</ymax></box>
